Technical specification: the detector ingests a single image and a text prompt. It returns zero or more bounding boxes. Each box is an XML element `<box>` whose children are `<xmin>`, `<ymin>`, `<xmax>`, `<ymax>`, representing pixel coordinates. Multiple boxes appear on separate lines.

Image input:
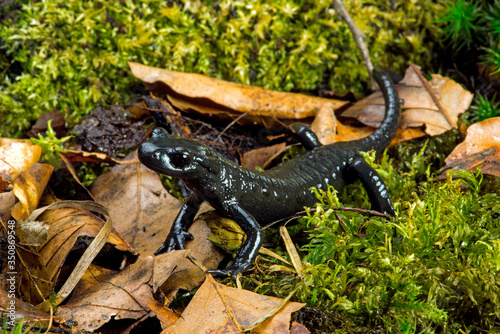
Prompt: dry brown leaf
<box><xmin>0</xmin><ymin>192</ymin><xmax>16</xmax><ymax>222</ymax></box>
<box><xmin>241</xmin><ymin>143</ymin><xmax>286</xmax><ymax>171</ymax></box>
<box><xmin>311</xmin><ymin>105</ymin><xmax>337</xmax><ymax>144</ymax></box>
<box><xmin>62</xmin><ymin>149</ymin><xmax>139</xmax><ymax>165</ymax></box>
<box><xmin>128</xmin><ymin>62</ymin><xmax>346</xmax><ymax>123</ymax></box>
<box><xmin>161</xmin><ymin>275</ymin><xmax>305</xmax><ymax>334</ymax></box>
<box><xmin>0</xmin><ymin>289</ymin><xmax>52</xmax><ymax>328</ymax></box>
<box><xmin>310</xmin><ymin>105</ymin><xmax>386</xmax><ymax>145</ymax></box>
<box><xmin>56</xmin><ymin>255</ymin><xmax>156</xmax><ymax>332</ymax></box>
<box><xmin>52</xmin><ymin>250</ymin><xmax>187</xmax><ymax>332</ymax></box>
<box><xmin>35</xmin><ymin>206</ymin><xmax>132</xmax><ymax>284</ymax></box>
<box><xmin>291</xmin><ymin>322</ymin><xmax>311</xmax><ymax>334</ymax></box>
<box><xmin>342</xmin><ymin>65</ymin><xmax>473</xmax><ymax>137</ymax></box>
<box><xmin>440</xmin><ymin>117</ymin><xmax>500</xmax><ymax>177</ymax></box>
<box><xmin>148</xmin><ymin>298</ymin><xmax>180</xmax><ymax>330</ymax></box>
<box><xmin>90</xmin><ymin>151</ymin><xmax>224</xmax><ymax>298</ymax></box>
<box><xmin>16</xmin><ymin>247</ymin><xmax>52</xmax><ymax>305</ymax></box>
<box><xmin>26</xmin><ymin>110</ymin><xmax>66</xmax><ymax>138</ymax></box>
<box><xmin>11</xmin><ymin>163</ymin><xmax>53</xmax><ymax>221</ymax></box>
<box><xmin>0</xmin><ymin>138</ymin><xmax>42</xmax><ymax>191</ymax></box>
<box><xmin>15</xmin><ymin>201</ymin><xmax>129</xmax><ymax>305</ymax></box>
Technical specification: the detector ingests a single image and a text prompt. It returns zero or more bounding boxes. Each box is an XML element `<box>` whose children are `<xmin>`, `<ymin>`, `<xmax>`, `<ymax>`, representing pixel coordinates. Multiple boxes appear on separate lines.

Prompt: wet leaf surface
<box><xmin>73</xmin><ymin>105</ymin><xmax>147</xmax><ymax>157</ymax></box>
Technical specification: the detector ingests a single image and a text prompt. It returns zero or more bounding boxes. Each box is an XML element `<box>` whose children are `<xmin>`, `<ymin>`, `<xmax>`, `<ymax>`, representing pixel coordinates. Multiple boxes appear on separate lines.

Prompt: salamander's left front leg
<box><xmin>351</xmin><ymin>159</ymin><xmax>396</xmax><ymax>216</ymax></box>
<box><xmin>206</xmin><ymin>205</ymin><xmax>263</xmax><ymax>278</ymax></box>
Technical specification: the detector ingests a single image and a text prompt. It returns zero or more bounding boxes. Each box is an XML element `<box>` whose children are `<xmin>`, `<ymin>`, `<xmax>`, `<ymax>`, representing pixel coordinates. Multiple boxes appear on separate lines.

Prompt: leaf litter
<box><xmin>0</xmin><ymin>59</ymin><xmax>489</xmax><ymax>333</ymax></box>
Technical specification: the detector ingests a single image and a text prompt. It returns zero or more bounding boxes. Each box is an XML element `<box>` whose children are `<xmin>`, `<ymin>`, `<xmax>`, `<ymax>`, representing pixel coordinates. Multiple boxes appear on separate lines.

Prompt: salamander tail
<box><xmin>356</xmin><ymin>69</ymin><xmax>401</xmax><ymax>154</ymax></box>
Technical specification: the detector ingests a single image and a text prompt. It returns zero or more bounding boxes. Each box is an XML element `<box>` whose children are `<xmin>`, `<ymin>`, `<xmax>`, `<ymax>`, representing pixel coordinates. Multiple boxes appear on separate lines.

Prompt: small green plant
<box><xmin>2</xmin><ymin>317</ymin><xmax>37</xmax><ymax>334</ymax></box>
<box><xmin>483</xmin><ymin>42</ymin><xmax>500</xmax><ymax>74</ymax></box>
<box><xmin>482</xmin><ymin>0</ymin><xmax>500</xmax><ymax>73</ymax></box>
<box><xmin>30</xmin><ymin>120</ymin><xmax>72</xmax><ymax>167</ymax></box>
<box><xmin>439</xmin><ymin>0</ymin><xmax>500</xmax><ymax>75</ymax></box>
<box><xmin>230</xmin><ymin>149</ymin><xmax>500</xmax><ymax>332</ymax></box>
<box><xmin>438</xmin><ymin>0</ymin><xmax>483</xmax><ymax>50</ymax></box>
<box><xmin>469</xmin><ymin>93</ymin><xmax>500</xmax><ymax>123</ymax></box>
<box><xmin>1</xmin><ymin>0</ymin><xmax>444</xmax><ymax>137</ymax></box>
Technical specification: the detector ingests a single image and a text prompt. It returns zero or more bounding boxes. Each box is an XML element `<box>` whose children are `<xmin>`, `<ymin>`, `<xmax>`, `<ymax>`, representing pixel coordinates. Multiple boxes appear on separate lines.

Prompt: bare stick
<box><xmin>332</xmin><ymin>0</ymin><xmax>374</xmax><ymax>89</ymax></box>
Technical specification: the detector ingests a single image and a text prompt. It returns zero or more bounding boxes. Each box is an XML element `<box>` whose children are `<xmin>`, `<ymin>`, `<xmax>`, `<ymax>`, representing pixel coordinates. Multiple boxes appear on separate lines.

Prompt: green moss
<box><xmin>1</xmin><ymin>0</ymin><xmax>443</xmax><ymax>137</ymax></box>
<box><xmin>229</xmin><ymin>152</ymin><xmax>500</xmax><ymax>333</ymax></box>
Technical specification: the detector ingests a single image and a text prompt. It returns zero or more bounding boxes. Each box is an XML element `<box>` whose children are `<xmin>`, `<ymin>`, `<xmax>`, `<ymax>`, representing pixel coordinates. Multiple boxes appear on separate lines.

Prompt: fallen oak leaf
<box><xmin>62</xmin><ymin>149</ymin><xmax>139</xmax><ymax>165</ymax></box>
<box><xmin>439</xmin><ymin>117</ymin><xmax>500</xmax><ymax>178</ymax></box>
<box><xmin>55</xmin><ymin>255</ymin><xmax>155</xmax><ymax>332</ymax></box>
<box><xmin>342</xmin><ymin>65</ymin><xmax>473</xmax><ymax>137</ymax></box>
<box><xmin>310</xmin><ymin>104</ymin><xmax>416</xmax><ymax>147</ymax></box>
<box><xmin>11</xmin><ymin>200</ymin><xmax>128</xmax><ymax>308</ymax></box>
<box><xmin>52</xmin><ymin>251</ymin><xmax>187</xmax><ymax>332</ymax></box>
<box><xmin>128</xmin><ymin>62</ymin><xmax>346</xmax><ymax>123</ymax></box>
<box><xmin>161</xmin><ymin>275</ymin><xmax>305</xmax><ymax>334</ymax></box>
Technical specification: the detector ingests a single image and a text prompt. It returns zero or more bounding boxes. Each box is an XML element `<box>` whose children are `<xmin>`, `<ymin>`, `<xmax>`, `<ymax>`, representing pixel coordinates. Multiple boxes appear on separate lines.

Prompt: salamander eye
<box><xmin>170</xmin><ymin>152</ymin><xmax>191</xmax><ymax>168</ymax></box>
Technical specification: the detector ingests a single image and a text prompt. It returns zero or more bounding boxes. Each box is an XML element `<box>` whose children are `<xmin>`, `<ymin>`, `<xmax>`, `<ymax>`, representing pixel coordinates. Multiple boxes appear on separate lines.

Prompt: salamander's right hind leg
<box><xmin>290</xmin><ymin>123</ymin><xmax>322</xmax><ymax>151</ymax></box>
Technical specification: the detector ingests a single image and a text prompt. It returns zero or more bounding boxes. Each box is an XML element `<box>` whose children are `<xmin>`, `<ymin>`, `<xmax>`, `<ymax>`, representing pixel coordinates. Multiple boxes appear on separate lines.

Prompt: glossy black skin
<box><xmin>138</xmin><ymin>69</ymin><xmax>400</xmax><ymax>278</ymax></box>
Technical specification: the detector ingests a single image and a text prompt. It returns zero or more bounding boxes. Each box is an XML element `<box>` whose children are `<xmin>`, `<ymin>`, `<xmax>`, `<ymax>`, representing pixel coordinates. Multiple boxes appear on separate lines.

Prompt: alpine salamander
<box><xmin>138</xmin><ymin>69</ymin><xmax>400</xmax><ymax>278</ymax></box>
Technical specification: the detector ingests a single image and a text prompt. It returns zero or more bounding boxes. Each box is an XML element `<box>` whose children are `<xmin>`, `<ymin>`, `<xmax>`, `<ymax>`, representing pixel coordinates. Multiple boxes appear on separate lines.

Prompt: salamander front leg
<box><xmin>290</xmin><ymin>123</ymin><xmax>322</xmax><ymax>150</ymax></box>
<box><xmin>350</xmin><ymin>159</ymin><xmax>396</xmax><ymax>216</ymax></box>
<box><xmin>206</xmin><ymin>205</ymin><xmax>263</xmax><ymax>278</ymax></box>
<box><xmin>155</xmin><ymin>193</ymin><xmax>202</xmax><ymax>255</ymax></box>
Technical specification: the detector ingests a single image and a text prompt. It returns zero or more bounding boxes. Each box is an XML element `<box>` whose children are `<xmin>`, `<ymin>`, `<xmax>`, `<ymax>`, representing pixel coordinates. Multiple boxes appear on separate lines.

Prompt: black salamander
<box><xmin>138</xmin><ymin>69</ymin><xmax>400</xmax><ymax>277</ymax></box>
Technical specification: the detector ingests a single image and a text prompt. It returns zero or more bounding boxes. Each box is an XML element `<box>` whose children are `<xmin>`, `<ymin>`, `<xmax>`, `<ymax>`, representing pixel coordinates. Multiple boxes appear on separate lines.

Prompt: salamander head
<box><xmin>139</xmin><ymin>127</ymin><xmax>219</xmax><ymax>179</ymax></box>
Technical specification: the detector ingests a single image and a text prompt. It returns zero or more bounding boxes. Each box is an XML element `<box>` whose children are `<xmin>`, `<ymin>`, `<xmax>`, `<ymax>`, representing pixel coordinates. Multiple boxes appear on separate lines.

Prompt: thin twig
<box><xmin>410</xmin><ymin>64</ymin><xmax>455</xmax><ymax>128</ymax></box>
<box><xmin>332</xmin><ymin>0</ymin><xmax>374</xmax><ymax>89</ymax></box>
<box><xmin>214</xmin><ymin>111</ymin><xmax>250</xmax><ymax>143</ymax></box>
<box><xmin>295</xmin><ymin>206</ymin><xmax>390</xmax><ymax>218</ymax></box>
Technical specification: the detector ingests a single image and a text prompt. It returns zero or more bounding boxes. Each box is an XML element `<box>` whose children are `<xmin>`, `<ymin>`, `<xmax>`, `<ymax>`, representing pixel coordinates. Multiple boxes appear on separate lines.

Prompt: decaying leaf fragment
<box><xmin>10</xmin><ymin>163</ymin><xmax>53</xmax><ymax>221</ymax></box>
<box><xmin>440</xmin><ymin>117</ymin><xmax>500</xmax><ymax>177</ymax></box>
<box><xmin>128</xmin><ymin>62</ymin><xmax>346</xmax><ymax>124</ymax></box>
<box><xmin>342</xmin><ymin>65</ymin><xmax>473</xmax><ymax>137</ymax></box>
<box><xmin>16</xmin><ymin>201</ymin><xmax>124</xmax><ymax>307</ymax></box>
<box><xmin>54</xmin><ymin>251</ymin><xmax>188</xmax><ymax>332</ymax></box>
<box><xmin>0</xmin><ymin>138</ymin><xmax>42</xmax><ymax>190</ymax></box>
<box><xmin>161</xmin><ymin>275</ymin><xmax>305</xmax><ymax>333</ymax></box>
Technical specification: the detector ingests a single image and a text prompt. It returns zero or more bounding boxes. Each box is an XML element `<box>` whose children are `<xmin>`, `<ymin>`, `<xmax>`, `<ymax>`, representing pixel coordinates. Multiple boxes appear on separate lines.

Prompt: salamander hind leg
<box><xmin>290</xmin><ymin>123</ymin><xmax>322</xmax><ymax>151</ymax></box>
<box><xmin>206</xmin><ymin>204</ymin><xmax>264</xmax><ymax>278</ymax></box>
<box><xmin>350</xmin><ymin>159</ymin><xmax>396</xmax><ymax>216</ymax></box>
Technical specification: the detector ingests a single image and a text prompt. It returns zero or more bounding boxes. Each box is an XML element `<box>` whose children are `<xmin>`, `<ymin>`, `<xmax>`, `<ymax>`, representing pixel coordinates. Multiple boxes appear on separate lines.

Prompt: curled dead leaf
<box><xmin>55</xmin><ymin>255</ymin><xmax>156</xmax><ymax>332</ymax></box>
<box><xmin>440</xmin><ymin>117</ymin><xmax>500</xmax><ymax>177</ymax></box>
<box><xmin>129</xmin><ymin>62</ymin><xmax>346</xmax><ymax>125</ymax></box>
<box><xmin>11</xmin><ymin>163</ymin><xmax>53</xmax><ymax>221</ymax></box>
<box><xmin>342</xmin><ymin>65</ymin><xmax>473</xmax><ymax>138</ymax></box>
<box><xmin>161</xmin><ymin>275</ymin><xmax>305</xmax><ymax>333</ymax></box>
<box><xmin>0</xmin><ymin>138</ymin><xmax>42</xmax><ymax>190</ymax></box>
